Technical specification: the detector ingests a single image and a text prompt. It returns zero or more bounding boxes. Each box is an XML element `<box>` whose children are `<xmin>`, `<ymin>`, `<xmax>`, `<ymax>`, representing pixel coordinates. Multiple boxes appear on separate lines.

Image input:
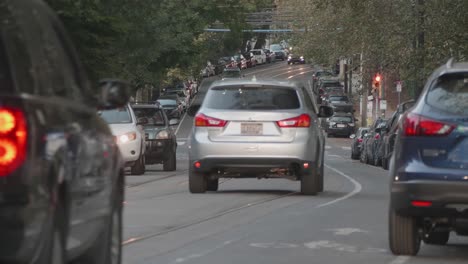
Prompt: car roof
<box><xmin>332</xmin><ymin>112</ymin><xmax>353</xmax><ymax>117</ymax></box>
<box><xmin>209</xmin><ymin>78</ymin><xmax>299</xmax><ymax>90</ymax></box>
<box><xmin>131</xmin><ymin>103</ymin><xmax>161</xmax><ymax>109</ymax></box>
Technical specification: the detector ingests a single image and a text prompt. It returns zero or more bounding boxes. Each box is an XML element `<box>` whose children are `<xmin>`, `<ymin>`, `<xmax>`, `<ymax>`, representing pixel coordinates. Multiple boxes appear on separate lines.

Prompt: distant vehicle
<box><xmin>201</xmin><ymin>61</ymin><xmax>216</xmax><ymax>77</ymax></box>
<box><xmin>232</xmin><ymin>54</ymin><xmax>248</xmax><ymax>69</ymax></box>
<box><xmin>214</xmin><ymin>57</ymin><xmax>231</xmax><ymax>74</ymax></box>
<box><xmin>287</xmin><ymin>54</ymin><xmax>305</xmax><ymax>65</ymax></box>
<box><xmin>269</xmin><ymin>44</ymin><xmax>286</xmax><ymax>60</ymax></box>
<box><xmin>250</xmin><ymin>49</ymin><xmax>267</xmax><ymax>64</ymax></box>
<box><xmin>325</xmin><ymin>112</ymin><xmax>357</xmax><ymax>137</ymax></box>
<box><xmin>221</xmin><ymin>68</ymin><xmax>242</xmax><ymax>80</ymax></box>
<box><xmin>243</xmin><ymin>52</ymin><xmax>257</xmax><ymax>68</ymax></box>
<box><xmin>165</xmin><ymin>89</ymin><xmax>189</xmax><ymax>110</ymax></box>
<box><xmin>360</xmin><ymin>118</ymin><xmax>387</xmax><ymax>165</ymax></box>
<box><xmin>157</xmin><ymin>98</ymin><xmax>183</xmax><ymax>119</ymax></box>
<box><xmin>326</xmin><ymin>95</ymin><xmax>354</xmax><ymax>113</ymax></box>
<box><xmin>312</xmin><ymin>70</ymin><xmax>336</xmax><ymax>89</ymax></box>
<box><xmin>378</xmin><ymin>100</ymin><xmax>415</xmax><ymax>170</ymax></box>
<box><xmin>99</xmin><ymin>104</ymin><xmax>146</xmax><ymax>175</ymax></box>
<box><xmin>263</xmin><ymin>49</ymin><xmax>276</xmax><ymax>63</ymax></box>
<box><xmin>350</xmin><ymin>127</ymin><xmax>370</xmax><ymax>160</ymax></box>
<box><xmin>187</xmin><ymin>79</ymin><xmax>334</xmax><ymax>195</ymax></box>
<box><xmin>131</xmin><ymin>104</ymin><xmax>178</xmax><ymax>171</ymax></box>
<box><xmin>389</xmin><ymin>60</ymin><xmax>468</xmax><ymax>256</ymax></box>
<box><xmin>0</xmin><ymin>1</ymin><xmax>128</xmax><ymax>262</ymax></box>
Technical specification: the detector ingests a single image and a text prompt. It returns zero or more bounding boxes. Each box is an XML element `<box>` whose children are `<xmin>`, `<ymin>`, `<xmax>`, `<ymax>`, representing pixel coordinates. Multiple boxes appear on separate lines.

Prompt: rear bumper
<box><xmin>327</xmin><ymin>127</ymin><xmax>354</xmax><ymax>135</ymax></box>
<box><xmin>190</xmin><ymin>157</ymin><xmax>315</xmax><ymax>176</ymax></box>
<box><xmin>391</xmin><ymin>180</ymin><xmax>468</xmax><ymax>217</ymax></box>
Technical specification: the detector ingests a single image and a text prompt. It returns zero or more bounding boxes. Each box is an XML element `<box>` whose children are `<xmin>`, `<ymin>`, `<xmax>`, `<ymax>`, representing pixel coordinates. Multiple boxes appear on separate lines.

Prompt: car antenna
<box><xmin>446</xmin><ymin>57</ymin><xmax>455</xmax><ymax>68</ymax></box>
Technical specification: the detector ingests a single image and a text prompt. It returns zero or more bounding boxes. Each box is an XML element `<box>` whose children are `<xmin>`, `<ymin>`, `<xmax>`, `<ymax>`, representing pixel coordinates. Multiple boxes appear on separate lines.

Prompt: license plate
<box><xmin>241</xmin><ymin>123</ymin><xmax>263</xmax><ymax>135</ymax></box>
<box><xmin>337</xmin><ymin>124</ymin><xmax>346</xmax><ymax>128</ymax></box>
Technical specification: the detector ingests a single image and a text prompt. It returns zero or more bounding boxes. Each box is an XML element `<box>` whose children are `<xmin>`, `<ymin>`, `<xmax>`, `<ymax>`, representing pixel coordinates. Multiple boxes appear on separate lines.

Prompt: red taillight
<box><xmin>195</xmin><ymin>113</ymin><xmax>227</xmax><ymax>127</ymax></box>
<box><xmin>0</xmin><ymin>107</ymin><xmax>27</xmax><ymax>177</ymax></box>
<box><xmin>411</xmin><ymin>200</ymin><xmax>432</xmax><ymax>207</ymax></box>
<box><xmin>358</xmin><ymin>138</ymin><xmax>363</xmax><ymax>143</ymax></box>
<box><xmin>374</xmin><ymin>133</ymin><xmax>380</xmax><ymax>140</ymax></box>
<box><xmin>277</xmin><ymin>114</ymin><xmax>311</xmax><ymax>128</ymax></box>
<box><xmin>403</xmin><ymin>113</ymin><xmax>455</xmax><ymax>137</ymax></box>
<box><xmin>194</xmin><ymin>161</ymin><xmax>201</xmax><ymax>169</ymax></box>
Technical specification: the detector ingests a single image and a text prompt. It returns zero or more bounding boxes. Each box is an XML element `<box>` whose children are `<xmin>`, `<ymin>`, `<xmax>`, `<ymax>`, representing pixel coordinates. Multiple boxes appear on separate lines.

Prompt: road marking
<box><xmin>177</xmin><ymin>141</ymin><xmax>186</xmax><ymax>146</ymax></box>
<box><xmin>243</xmin><ymin>62</ymin><xmax>288</xmax><ymax>76</ymax></box>
<box><xmin>388</xmin><ymin>256</ymin><xmax>410</xmax><ymax>264</ymax></box>
<box><xmin>250</xmin><ymin>242</ymin><xmax>299</xmax><ymax>249</ymax></box>
<box><xmin>327</xmin><ymin>228</ymin><xmax>369</xmax><ymax>236</ymax></box>
<box><xmin>270</xmin><ymin>66</ymin><xmax>310</xmax><ymax>78</ymax></box>
<box><xmin>286</xmin><ymin>69</ymin><xmax>316</xmax><ymax>79</ymax></box>
<box><xmin>317</xmin><ymin>164</ymin><xmax>362</xmax><ymax>208</ymax></box>
<box><xmin>175</xmin><ymin>112</ymin><xmax>188</xmax><ymax>136</ymax></box>
<box><xmin>304</xmin><ymin>240</ymin><xmax>357</xmax><ymax>253</ymax></box>
<box><xmin>325</xmin><ymin>146</ymin><xmax>332</xmax><ymax>149</ymax></box>
<box><xmin>341</xmin><ymin>146</ymin><xmax>352</xmax><ymax>150</ymax></box>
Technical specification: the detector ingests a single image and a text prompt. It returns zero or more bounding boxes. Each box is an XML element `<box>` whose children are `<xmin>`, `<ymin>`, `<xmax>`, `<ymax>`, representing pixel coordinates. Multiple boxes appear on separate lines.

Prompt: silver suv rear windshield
<box><xmin>427</xmin><ymin>73</ymin><xmax>468</xmax><ymax>115</ymax></box>
<box><xmin>205</xmin><ymin>86</ymin><xmax>300</xmax><ymax>110</ymax></box>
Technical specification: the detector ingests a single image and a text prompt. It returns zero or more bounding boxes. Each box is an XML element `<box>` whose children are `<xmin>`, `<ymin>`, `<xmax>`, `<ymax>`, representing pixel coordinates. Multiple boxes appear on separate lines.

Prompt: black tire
<box><xmin>77</xmin><ymin>178</ymin><xmax>123</xmax><ymax>264</ymax></box>
<box><xmin>36</xmin><ymin>192</ymin><xmax>67</xmax><ymax>264</ymax></box>
<box><xmin>318</xmin><ymin>156</ymin><xmax>324</xmax><ymax>192</ymax></box>
<box><xmin>351</xmin><ymin>150</ymin><xmax>360</xmax><ymax>160</ymax></box>
<box><xmin>389</xmin><ymin>208</ymin><xmax>421</xmax><ymax>256</ymax></box>
<box><xmin>163</xmin><ymin>148</ymin><xmax>177</xmax><ymax>171</ymax></box>
<box><xmin>301</xmin><ymin>164</ymin><xmax>319</xmax><ymax>196</ymax></box>
<box><xmin>207</xmin><ymin>178</ymin><xmax>219</xmax><ymax>191</ymax></box>
<box><xmin>423</xmin><ymin>231</ymin><xmax>450</xmax><ymax>245</ymax></box>
<box><xmin>327</xmin><ymin>133</ymin><xmax>332</xmax><ymax>138</ymax></box>
<box><xmin>382</xmin><ymin>156</ymin><xmax>389</xmax><ymax>170</ymax></box>
<box><xmin>374</xmin><ymin>156</ymin><xmax>381</xmax><ymax>167</ymax></box>
<box><xmin>131</xmin><ymin>153</ymin><xmax>145</xmax><ymax>175</ymax></box>
<box><xmin>189</xmin><ymin>169</ymin><xmax>207</xmax><ymax>193</ymax></box>
<box><xmin>360</xmin><ymin>149</ymin><xmax>367</xmax><ymax>164</ymax></box>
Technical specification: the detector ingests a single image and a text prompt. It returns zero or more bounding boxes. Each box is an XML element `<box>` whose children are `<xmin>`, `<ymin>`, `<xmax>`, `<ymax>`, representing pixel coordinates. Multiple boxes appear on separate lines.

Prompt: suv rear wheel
<box><xmin>301</xmin><ymin>164</ymin><xmax>319</xmax><ymax>195</ymax></box>
<box><xmin>389</xmin><ymin>208</ymin><xmax>421</xmax><ymax>256</ymax></box>
<box><xmin>189</xmin><ymin>169</ymin><xmax>207</xmax><ymax>193</ymax></box>
<box><xmin>163</xmin><ymin>146</ymin><xmax>177</xmax><ymax>171</ymax></box>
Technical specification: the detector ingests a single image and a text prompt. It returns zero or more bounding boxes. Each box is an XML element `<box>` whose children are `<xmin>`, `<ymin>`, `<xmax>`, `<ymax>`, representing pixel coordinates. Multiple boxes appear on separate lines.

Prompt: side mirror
<box><xmin>98</xmin><ymin>79</ymin><xmax>130</xmax><ymax>109</ymax></box>
<box><xmin>350</xmin><ymin>134</ymin><xmax>356</xmax><ymax>139</ymax></box>
<box><xmin>318</xmin><ymin>105</ymin><xmax>334</xmax><ymax>118</ymax></box>
<box><xmin>187</xmin><ymin>104</ymin><xmax>201</xmax><ymax>117</ymax></box>
<box><xmin>169</xmin><ymin>119</ymin><xmax>179</xmax><ymax>126</ymax></box>
<box><xmin>137</xmin><ymin>117</ymin><xmax>148</xmax><ymax>125</ymax></box>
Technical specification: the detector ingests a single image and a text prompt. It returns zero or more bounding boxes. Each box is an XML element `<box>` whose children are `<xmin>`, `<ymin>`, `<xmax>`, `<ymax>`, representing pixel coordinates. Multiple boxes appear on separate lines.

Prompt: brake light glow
<box><xmin>358</xmin><ymin>138</ymin><xmax>363</xmax><ymax>143</ymax></box>
<box><xmin>195</xmin><ymin>113</ymin><xmax>227</xmax><ymax>127</ymax></box>
<box><xmin>374</xmin><ymin>134</ymin><xmax>380</xmax><ymax>140</ymax></box>
<box><xmin>411</xmin><ymin>200</ymin><xmax>432</xmax><ymax>207</ymax></box>
<box><xmin>277</xmin><ymin>114</ymin><xmax>311</xmax><ymax>128</ymax></box>
<box><xmin>0</xmin><ymin>107</ymin><xmax>27</xmax><ymax>177</ymax></box>
<box><xmin>403</xmin><ymin>113</ymin><xmax>455</xmax><ymax>136</ymax></box>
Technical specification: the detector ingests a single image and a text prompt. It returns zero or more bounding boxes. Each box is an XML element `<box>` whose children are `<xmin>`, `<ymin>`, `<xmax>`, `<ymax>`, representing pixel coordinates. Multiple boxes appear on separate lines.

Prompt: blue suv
<box><xmin>389</xmin><ymin>59</ymin><xmax>468</xmax><ymax>256</ymax></box>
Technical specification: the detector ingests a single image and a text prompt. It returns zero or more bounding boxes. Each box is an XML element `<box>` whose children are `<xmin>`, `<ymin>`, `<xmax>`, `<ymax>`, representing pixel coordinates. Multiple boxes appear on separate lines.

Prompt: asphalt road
<box><xmin>122</xmin><ymin>61</ymin><xmax>468</xmax><ymax>264</ymax></box>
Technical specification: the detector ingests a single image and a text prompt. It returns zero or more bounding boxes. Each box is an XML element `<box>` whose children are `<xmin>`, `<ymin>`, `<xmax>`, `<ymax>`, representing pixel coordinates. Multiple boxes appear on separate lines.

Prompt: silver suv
<box><xmin>187</xmin><ymin>79</ymin><xmax>333</xmax><ymax>195</ymax></box>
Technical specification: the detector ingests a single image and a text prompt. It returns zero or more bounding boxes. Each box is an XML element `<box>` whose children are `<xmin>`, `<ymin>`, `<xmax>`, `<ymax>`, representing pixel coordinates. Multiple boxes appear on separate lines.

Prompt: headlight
<box><xmin>156</xmin><ymin>130</ymin><xmax>169</xmax><ymax>139</ymax></box>
<box><xmin>349</xmin><ymin>123</ymin><xmax>355</xmax><ymax>127</ymax></box>
<box><xmin>329</xmin><ymin>122</ymin><xmax>336</xmax><ymax>127</ymax></box>
<box><xmin>300</xmin><ymin>56</ymin><xmax>304</xmax><ymax>60</ymax></box>
<box><xmin>118</xmin><ymin>132</ymin><xmax>137</xmax><ymax>143</ymax></box>
<box><xmin>288</xmin><ymin>56</ymin><xmax>292</xmax><ymax>59</ymax></box>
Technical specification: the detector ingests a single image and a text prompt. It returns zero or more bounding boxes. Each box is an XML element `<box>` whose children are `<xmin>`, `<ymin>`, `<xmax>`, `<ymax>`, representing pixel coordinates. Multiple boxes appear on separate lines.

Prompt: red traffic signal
<box><xmin>374</xmin><ymin>74</ymin><xmax>381</xmax><ymax>82</ymax></box>
<box><xmin>373</xmin><ymin>73</ymin><xmax>382</xmax><ymax>90</ymax></box>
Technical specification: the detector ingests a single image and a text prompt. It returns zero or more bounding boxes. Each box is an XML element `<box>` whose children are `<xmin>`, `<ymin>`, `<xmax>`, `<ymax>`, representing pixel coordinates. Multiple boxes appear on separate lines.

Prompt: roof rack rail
<box><xmin>446</xmin><ymin>57</ymin><xmax>455</xmax><ymax>68</ymax></box>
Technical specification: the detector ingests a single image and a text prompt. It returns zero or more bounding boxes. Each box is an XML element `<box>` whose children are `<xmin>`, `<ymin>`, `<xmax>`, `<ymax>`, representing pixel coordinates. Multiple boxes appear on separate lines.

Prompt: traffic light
<box><xmin>372</xmin><ymin>73</ymin><xmax>382</xmax><ymax>96</ymax></box>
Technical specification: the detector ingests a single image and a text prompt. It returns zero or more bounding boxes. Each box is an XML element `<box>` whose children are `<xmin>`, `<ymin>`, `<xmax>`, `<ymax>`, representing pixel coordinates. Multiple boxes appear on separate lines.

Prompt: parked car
<box><xmin>200</xmin><ymin>61</ymin><xmax>216</xmax><ymax>77</ymax></box>
<box><xmin>165</xmin><ymin>89</ymin><xmax>189</xmax><ymax>111</ymax></box>
<box><xmin>157</xmin><ymin>98</ymin><xmax>183</xmax><ymax>119</ymax></box>
<box><xmin>131</xmin><ymin>104</ymin><xmax>178</xmax><ymax>171</ymax></box>
<box><xmin>232</xmin><ymin>54</ymin><xmax>247</xmax><ymax>69</ymax></box>
<box><xmin>221</xmin><ymin>67</ymin><xmax>243</xmax><ymax>80</ymax></box>
<box><xmin>99</xmin><ymin>104</ymin><xmax>146</xmax><ymax>175</ymax></box>
<box><xmin>350</xmin><ymin>127</ymin><xmax>370</xmax><ymax>160</ymax></box>
<box><xmin>214</xmin><ymin>57</ymin><xmax>230</xmax><ymax>74</ymax></box>
<box><xmin>360</xmin><ymin>118</ymin><xmax>388</xmax><ymax>165</ymax></box>
<box><xmin>269</xmin><ymin>44</ymin><xmax>286</xmax><ymax>60</ymax></box>
<box><xmin>389</xmin><ymin>59</ymin><xmax>468</xmax><ymax>256</ymax></box>
<box><xmin>187</xmin><ymin>79</ymin><xmax>333</xmax><ymax>195</ymax></box>
<box><xmin>0</xmin><ymin>2</ymin><xmax>128</xmax><ymax>263</ymax></box>
<box><xmin>325</xmin><ymin>95</ymin><xmax>354</xmax><ymax>113</ymax></box>
<box><xmin>287</xmin><ymin>54</ymin><xmax>305</xmax><ymax>65</ymax></box>
<box><xmin>325</xmin><ymin>112</ymin><xmax>357</xmax><ymax>137</ymax></box>
<box><xmin>263</xmin><ymin>49</ymin><xmax>276</xmax><ymax>63</ymax></box>
<box><xmin>243</xmin><ymin>52</ymin><xmax>257</xmax><ymax>68</ymax></box>
<box><xmin>378</xmin><ymin>100</ymin><xmax>415</xmax><ymax>170</ymax></box>
<box><xmin>250</xmin><ymin>49</ymin><xmax>267</xmax><ymax>64</ymax></box>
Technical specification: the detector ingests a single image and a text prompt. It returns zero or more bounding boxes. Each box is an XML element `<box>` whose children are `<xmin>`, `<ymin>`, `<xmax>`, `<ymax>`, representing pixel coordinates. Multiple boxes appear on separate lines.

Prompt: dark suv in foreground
<box><xmin>389</xmin><ymin>59</ymin><xmax>468</xmax><ymax>256</ymax></box>
<box><xmin>132</xmin><ymin>104</ymin><xmax>178</xmax><ymax>171</ymax></box>
<box><xmin>0</xmin><ymin>1</ymin><xmax>128</xmax><ymax>263</ymax></box>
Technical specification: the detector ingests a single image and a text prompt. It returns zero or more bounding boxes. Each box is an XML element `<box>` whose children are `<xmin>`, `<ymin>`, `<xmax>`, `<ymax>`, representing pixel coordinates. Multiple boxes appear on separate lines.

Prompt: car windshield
<box><xmin>98</xmin><ymin>107</ymin><xmax>132</xmax><ymax>124</ymax></box>
<box><xmin>157</xmin><ymin>99</ymin><xmax>177</xmax><ymax>107</ymax></box>
<box><xmin>269</xmin><ymin>44</ymin><xmax>282</xmax><ymax>51</ymax></box>
<box><xmin>330</xmin><ymin>116</ymin><xmax>352</xmax><ymax>122</ymax></box>
<box><xmin>252</xmin><ymin>50</ymin><xmax>261</xmax><ymax>55</ymax></box>
<box><xmin>426</xmin><ymin>73</ymin><xmax>468</xmax><ymax>115</ymax></box>
<box><xmin>204</xmin><ymin>86</ymin><xmax>300</xmax><ymax>110</ymax></box>
<box><xmin>329</xmin><ymin>96</ymin><xmax>348</xmax><ymax>102</ymax></box>
<box><xmin>316</xmin><ymin>71</ymin><xmax>334</xmax><ymax>77</ymax></box>
<box><xmin>222</xmin><ymin>71</ymin><xmax>241</xmax><ymax>78</ymax></box>
<box><xmin>132</xmin><ymin>108</ymin><xmax>165</xmax><ymax>126</ymax></box>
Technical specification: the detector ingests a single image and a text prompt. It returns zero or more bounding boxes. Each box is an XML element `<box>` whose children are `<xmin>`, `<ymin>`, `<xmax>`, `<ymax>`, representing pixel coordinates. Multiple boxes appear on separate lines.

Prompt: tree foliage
<box><xmin>45</xmin><ymin>0</ymin><xmax>272</xmax><ymax>89</ymax></box>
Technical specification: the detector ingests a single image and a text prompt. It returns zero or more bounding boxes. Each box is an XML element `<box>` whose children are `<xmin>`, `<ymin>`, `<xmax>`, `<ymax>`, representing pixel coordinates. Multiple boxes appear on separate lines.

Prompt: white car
<box><xmin>99</xmin><ymin>104</ymin><xmax>146</xmax><ymax>175</ymax></box>
<box><xmin>250</xmin><ymin>49</ymin><xmax>267</xmax><ymax>64</ymax></box>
